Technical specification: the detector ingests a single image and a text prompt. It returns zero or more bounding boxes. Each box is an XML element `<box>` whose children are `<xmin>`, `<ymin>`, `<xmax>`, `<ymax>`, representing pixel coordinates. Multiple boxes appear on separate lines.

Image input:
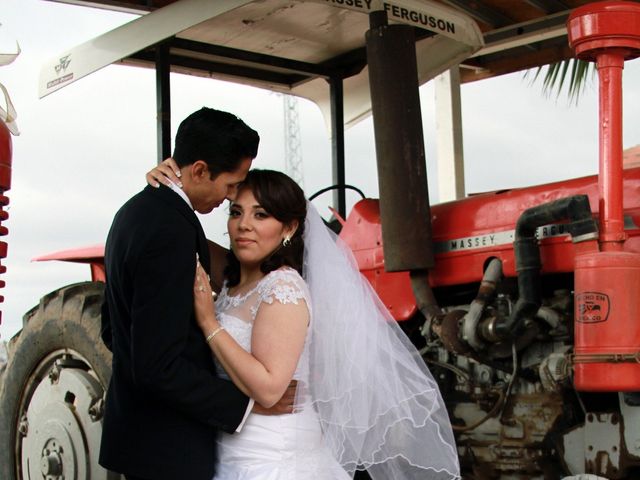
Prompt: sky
<box><xmin>0</xmin><ymin>0</ymin><xmax>639</xmax><ymax>341</ymax></box>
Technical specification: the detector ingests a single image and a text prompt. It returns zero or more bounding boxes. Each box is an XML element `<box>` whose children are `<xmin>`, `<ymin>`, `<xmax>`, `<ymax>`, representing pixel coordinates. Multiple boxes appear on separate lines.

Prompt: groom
<box><xmin>100</xmin><ymin>108</ymin><xmax>258</xmax><ymax>480</ymax></box>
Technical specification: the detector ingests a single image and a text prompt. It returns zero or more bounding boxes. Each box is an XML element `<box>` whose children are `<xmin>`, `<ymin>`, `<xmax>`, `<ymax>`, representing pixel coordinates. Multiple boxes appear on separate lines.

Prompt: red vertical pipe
<box><xmin>567</xmin><ymin>1</ymin><xmax>640</xmax><ymax>249</ymax></box>
<box><xmin>0</xmin><ymin>120</ymin><xmax>11</xmax><ymax>327</ymax></box>
<box><xmin>597</xmin><ymin>52</ymin><xmax>626</xmax><ymax>250</ymax></box>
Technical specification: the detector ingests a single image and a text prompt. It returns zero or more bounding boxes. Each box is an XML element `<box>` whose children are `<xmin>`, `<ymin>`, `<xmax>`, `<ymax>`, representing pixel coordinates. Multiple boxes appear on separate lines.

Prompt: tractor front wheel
<box><xmin>0</xmin><ymin>282</ymin><xmax>117</xmax><ymax>480</ymax></box>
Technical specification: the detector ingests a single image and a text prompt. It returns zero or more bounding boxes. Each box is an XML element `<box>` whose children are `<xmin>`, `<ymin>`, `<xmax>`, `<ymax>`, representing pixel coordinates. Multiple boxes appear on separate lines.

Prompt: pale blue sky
<box><xmin>1</xmin><ymin>0</ymin><xmax>639</xmax><ymax>339</ymax></box>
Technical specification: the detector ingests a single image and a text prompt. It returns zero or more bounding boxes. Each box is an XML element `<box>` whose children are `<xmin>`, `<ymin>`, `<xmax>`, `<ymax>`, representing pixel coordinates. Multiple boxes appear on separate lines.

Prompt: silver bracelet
<box><xmin>205</xmin><ymin>326</ymin><xmax>225</xmax><ymax>344</ymax></box>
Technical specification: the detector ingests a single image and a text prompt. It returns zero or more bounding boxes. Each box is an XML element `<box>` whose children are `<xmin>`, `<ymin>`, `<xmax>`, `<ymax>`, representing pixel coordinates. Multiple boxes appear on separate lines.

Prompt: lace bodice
<box><xmin>214</xmin><ymin>267</ymin><xmax>311</xmax><ymax>380</ymax></box>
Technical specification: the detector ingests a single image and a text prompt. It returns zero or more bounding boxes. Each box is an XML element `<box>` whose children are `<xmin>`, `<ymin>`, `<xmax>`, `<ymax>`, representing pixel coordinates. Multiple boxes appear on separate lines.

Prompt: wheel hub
<box><xmin>40</xmin><ymin>442</ymin><xmax>63</xmax><ymax>477</ymax></box>
<box><xmin>18</xmin><ymin>353</ymin><xmax>107</xmax><ymax>480</ymax></box>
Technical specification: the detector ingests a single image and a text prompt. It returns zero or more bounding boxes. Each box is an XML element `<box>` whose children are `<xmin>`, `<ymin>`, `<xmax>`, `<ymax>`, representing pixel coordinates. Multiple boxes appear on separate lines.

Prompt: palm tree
<box><xmin>526</xmin><ymin>58</ymin><xmax>594</xmax><ymax>104</ymax></box>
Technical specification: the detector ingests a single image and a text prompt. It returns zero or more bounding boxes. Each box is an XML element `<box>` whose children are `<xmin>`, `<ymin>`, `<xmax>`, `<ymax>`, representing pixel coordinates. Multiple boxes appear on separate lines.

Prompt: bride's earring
<box><xmin>282</xmin><ymin>235</ymin><xmax>291</xmax><ymax>247</ymax></box>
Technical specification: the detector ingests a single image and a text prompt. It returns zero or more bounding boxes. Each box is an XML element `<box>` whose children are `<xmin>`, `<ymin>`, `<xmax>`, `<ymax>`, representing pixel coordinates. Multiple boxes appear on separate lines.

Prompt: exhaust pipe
<box><xmin>366</xmin><ymin>10</ymin><xmax>440</xmax><ymax>321</ymax></box>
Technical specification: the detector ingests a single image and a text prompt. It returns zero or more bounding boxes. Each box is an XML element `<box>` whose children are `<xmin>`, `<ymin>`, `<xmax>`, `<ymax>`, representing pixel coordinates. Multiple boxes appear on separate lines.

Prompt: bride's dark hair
<box><xmin>224</xmin><ymin>169</ymin><xmax>307</xmax><ymax>287</ymax></box>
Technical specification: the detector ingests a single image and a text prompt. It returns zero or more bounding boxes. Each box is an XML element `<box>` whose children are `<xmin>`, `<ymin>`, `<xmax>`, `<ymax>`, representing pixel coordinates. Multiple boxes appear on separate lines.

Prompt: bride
<box><xmin>148</xmin><ymin>165</ymin><xmax>460</xmax><ymax>479</ymax></box>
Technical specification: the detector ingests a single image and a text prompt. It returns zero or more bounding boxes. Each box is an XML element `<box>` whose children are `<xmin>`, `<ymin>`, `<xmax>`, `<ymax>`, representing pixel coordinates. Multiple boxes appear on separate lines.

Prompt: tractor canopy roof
<box><xmin>40</xmin><ymin>0</ymin><xmax>591</xmax><ymax>128</ymax></box>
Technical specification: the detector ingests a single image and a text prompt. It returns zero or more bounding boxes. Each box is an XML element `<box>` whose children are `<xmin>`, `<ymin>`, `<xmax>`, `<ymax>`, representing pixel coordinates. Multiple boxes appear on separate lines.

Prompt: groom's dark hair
<box><xmin>225</xmin><ymin>170</ymin><xmax>307</xmax><ymax>287</ymax></box>
<box><xmin>173</xmin><ymin>107</ymin><xmax>259</xmax><ymax>178</ymax></box>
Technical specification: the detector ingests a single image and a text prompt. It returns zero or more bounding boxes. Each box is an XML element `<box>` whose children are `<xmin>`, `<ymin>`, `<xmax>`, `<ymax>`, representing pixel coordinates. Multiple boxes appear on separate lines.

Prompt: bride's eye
<box><xmin>255</xmin><ymin>210</ymin><xmax>270</xmax><ymax>219</ymax></box>
<box><xmin>229</xmin><ymin>207</ymin><xmax>241</xmax><ymax>217</ymax></box>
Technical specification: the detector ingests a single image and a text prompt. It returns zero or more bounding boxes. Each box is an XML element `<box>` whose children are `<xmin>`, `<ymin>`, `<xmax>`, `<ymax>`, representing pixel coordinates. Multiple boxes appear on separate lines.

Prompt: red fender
<box><xmin>33</xmin><ymin>245</ymin><xmax>106</xmax><ymax>282</ymax></box>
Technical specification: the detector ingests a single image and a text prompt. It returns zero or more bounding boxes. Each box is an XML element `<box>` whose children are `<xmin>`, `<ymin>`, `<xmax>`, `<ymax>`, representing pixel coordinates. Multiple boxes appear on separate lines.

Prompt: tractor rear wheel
<box><xmin>0</xmin><ymin>282</ymin><xmax>118</xmax><ymax>480</ymax></box>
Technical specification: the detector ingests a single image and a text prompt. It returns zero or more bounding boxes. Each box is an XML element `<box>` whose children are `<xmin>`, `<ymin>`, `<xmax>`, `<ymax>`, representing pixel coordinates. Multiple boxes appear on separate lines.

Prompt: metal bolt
<box><xmin>48</xmin><ymin>365</ymin><xmax>60</xmax><ymax>383</ymax></box>
<box><xmin>17</xmin><ymin>415</ymin><xmax>28</xmax><ymax>437</ymax></box>
<box><xmin>88</xmin><ymin>398</ymin><xmax>104</xmax><ymax>421</ymax></box>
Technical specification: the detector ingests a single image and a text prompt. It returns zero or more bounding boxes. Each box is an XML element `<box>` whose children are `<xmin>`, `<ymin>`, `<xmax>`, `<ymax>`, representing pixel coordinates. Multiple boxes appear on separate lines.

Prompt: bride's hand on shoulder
<box><xmin>194</xmin><ymin>261</ymin><xmax>219</xmax><ymax>335</ymax></box>
<box><xmin>146</xmin><ymin>157</ymin><xmax>182</xmax><ymax>188</ymax></box>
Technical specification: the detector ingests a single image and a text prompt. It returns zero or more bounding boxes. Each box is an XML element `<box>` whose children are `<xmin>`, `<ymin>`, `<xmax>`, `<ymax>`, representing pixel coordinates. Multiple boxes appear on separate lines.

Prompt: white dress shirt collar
<box><xmin>167</xmin><ymin>180</ymin><xmax>193</xmax><ymax>210</ymax></box>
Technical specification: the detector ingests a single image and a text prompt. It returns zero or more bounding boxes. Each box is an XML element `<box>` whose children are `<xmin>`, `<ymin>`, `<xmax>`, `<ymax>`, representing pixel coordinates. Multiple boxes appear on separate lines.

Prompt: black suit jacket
<box><xmin>99</xmin><ymin>185</ymin><xmax>249</xmax><ymax>480</ymax></box>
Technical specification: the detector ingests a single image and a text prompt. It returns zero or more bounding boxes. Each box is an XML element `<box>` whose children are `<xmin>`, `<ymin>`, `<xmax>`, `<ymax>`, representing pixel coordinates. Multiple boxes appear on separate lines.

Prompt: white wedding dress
<box><xmin>212</xmin><ymin>267</ymin><xmax>351</xmax><ymax>480</ymax></box>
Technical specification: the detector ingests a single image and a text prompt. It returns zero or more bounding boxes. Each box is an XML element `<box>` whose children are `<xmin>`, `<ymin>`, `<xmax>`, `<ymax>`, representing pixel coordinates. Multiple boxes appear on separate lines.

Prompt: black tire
<box><xmin>0</xmin><ymin>282</ymin><xmax>119</xmax><ymax>480</ymax></box>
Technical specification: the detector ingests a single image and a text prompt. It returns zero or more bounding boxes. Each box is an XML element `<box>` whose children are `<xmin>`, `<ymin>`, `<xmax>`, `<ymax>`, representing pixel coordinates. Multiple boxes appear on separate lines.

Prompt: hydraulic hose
<box><xmin>462</xmin><ymin>258</ymin><xmax>503</xmax><ymax>351</ymax></box>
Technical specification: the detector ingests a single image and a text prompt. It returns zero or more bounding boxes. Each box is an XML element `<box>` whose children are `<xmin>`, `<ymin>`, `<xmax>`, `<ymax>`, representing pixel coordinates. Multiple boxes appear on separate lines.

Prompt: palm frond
<box><xmin>524</xmin><ymin>58</ymin><xmax>594</xmax><ymax>104</ymax></box>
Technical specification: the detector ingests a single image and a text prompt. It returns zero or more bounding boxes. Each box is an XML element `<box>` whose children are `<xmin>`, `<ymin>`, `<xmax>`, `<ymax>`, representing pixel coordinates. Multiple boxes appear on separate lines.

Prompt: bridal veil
<box><xmin>298</xmin><ymin>202</ymin><xmax>460</xmax><ymax>479</ymax></box>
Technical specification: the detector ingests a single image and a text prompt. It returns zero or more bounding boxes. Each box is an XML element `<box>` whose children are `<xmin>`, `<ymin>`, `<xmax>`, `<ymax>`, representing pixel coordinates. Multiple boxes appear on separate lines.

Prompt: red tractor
<box><xmin>1</xmin><ymin>1</ymin><xmax>640</xmax><ymax>479</ymax></box>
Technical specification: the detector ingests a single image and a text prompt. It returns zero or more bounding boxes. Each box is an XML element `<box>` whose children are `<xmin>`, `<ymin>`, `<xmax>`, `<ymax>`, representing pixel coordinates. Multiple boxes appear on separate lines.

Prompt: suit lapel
<box><xmin>145</xmin><ymin>185</ymin><xmax>211</xmax><ymax>275</ymax></box>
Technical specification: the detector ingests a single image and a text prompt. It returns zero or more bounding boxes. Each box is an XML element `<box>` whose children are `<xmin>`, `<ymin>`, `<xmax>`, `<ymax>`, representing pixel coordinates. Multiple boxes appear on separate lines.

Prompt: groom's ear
<box><xmin>190</xmin><ymin>160</ymin><xmax>209</xmax><ymax>182</ymax></box>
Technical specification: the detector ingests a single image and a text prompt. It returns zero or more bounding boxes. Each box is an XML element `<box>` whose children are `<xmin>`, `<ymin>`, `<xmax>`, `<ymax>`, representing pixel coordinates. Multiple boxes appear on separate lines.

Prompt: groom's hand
<box><xmin>252</xmin><ymin>380</ymin><xmax>297</xmax><ymax>415</ymax></box>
